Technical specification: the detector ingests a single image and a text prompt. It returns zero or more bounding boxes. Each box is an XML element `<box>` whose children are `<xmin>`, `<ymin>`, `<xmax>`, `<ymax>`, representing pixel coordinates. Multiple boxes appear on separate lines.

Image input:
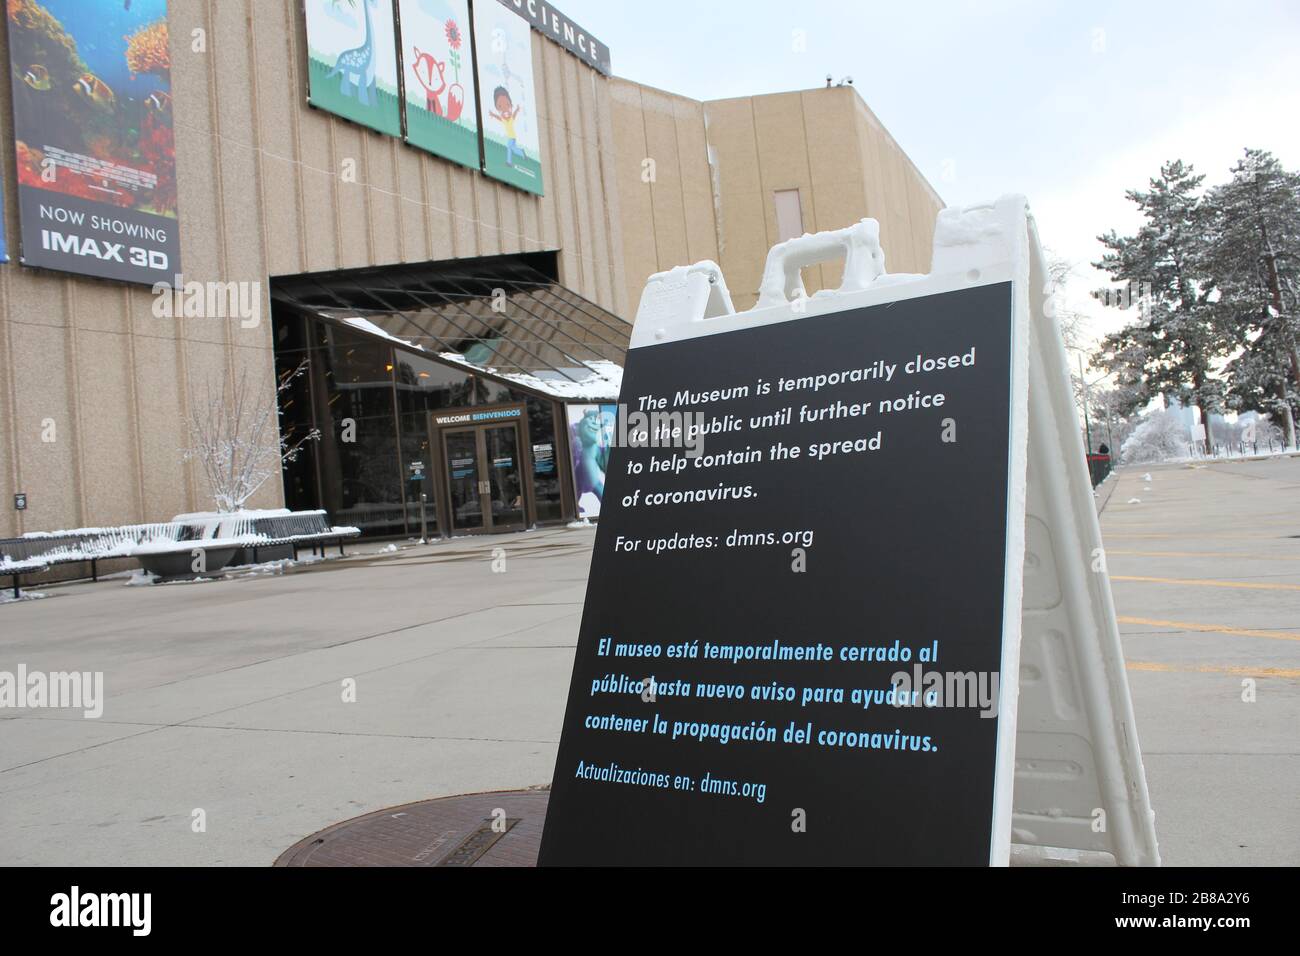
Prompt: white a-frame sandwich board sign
<box><xmin>539</xmin><ymin>195</ymin><xmax>1160</xmax><ymax>867</ymax></box>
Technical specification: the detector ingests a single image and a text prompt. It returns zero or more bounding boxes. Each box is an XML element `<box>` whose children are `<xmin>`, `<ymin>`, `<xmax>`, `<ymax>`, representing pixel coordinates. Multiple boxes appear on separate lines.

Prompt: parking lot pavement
<box><xmin>1100</xmin><ymin>457</ymin><xmax>1300</xmax><ymax>866</ymax></box>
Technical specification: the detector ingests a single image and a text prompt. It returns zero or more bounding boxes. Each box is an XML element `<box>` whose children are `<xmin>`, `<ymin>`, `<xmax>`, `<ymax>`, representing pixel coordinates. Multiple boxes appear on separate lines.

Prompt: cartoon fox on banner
<box><xmin>398</xmin><ymin>0</ymin><xmax>480</xmax><ymax>170</ymax></box>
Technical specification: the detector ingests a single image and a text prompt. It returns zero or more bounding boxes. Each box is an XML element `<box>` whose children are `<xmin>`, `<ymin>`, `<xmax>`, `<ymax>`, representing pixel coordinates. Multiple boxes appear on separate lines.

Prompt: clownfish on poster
<box><xmin>73</xmin><ymin>72</ymin><xmax>117</xmax><ymax>111</ymax></box>
<box><xmin>22</xmin><ymin>64</ymin><xmax>52</xmax><ymax>91</ymax></box>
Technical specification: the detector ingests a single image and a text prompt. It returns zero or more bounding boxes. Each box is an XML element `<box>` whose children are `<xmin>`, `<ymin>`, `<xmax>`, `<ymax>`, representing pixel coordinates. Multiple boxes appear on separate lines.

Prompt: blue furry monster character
<box><xmin>573</xmin><ymin>408</ymin><xmax>610</xmax><ymax>499</ymax></box>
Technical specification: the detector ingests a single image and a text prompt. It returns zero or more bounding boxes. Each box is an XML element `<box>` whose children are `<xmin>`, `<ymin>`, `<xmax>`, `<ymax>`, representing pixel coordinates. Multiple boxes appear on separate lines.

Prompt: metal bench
<box><xmin>0</xmin><ymin>523</ymin><xmax>176</xmax><ymax>586</ymax></box>
<box><xmin>241</xmin><ymin>511</ymin><xmax>361</xmax><ymax>563</ymax></box>
<box><xmin>2</xmin><ymin>556</ymin><xmax>50</xmax><ymax>598</ymax></box>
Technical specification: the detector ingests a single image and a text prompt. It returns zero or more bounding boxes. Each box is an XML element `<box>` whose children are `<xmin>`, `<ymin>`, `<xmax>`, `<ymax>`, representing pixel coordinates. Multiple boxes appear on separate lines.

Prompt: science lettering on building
<box><xmin>493</xmin><ymin>0</ymin><xmax>611</xmax><ymax>75</ymax></box>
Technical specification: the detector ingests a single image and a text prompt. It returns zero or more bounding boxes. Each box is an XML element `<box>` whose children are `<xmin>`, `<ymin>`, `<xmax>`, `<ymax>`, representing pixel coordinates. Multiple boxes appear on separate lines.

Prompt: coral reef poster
<box><xmin>6</xmin><ymin>0</ymin><xmax>179</xmax><ymax>284</ymax></box>
<box><xmin>396</xmin><ymin>0</ymin><xmax>479</xmax><ymax>171</ymax></box>
<box><xmin>567</xmin><ymin>404</ymin><xmax>615</xmax><ymax>519</ymax></box>
<box><xmin>304</xmin><ymin>0</ymin><xmax>401</xmax><ymax>138</ymax></box>
<box><xmin>473</xmin><ymin>0</ymin><xmax>543</xmax><ymax>196</ymax></box>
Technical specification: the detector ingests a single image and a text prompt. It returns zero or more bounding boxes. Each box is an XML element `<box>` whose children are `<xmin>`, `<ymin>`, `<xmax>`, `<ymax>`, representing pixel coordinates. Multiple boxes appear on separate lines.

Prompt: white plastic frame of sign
<box><xmin>631</xmin><ymin>195</ymin><xmax>1161</xmax><ymax>867</ymax></box>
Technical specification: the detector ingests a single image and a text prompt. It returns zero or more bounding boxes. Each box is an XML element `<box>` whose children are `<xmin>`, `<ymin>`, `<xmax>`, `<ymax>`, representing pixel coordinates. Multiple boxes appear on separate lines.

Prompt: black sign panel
<box><xmin>539</xmin><ymin>282</ymin><xmax>1016</xmax><ymax>866</ymax></box>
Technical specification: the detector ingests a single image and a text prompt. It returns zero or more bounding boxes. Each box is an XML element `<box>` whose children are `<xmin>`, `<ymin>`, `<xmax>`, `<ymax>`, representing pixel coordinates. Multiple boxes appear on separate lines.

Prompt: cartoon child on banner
<box><xmin>483</xmin><ymin>20</ymin><xmax>532</xmax><ymax>171</ymax></box>
<box><xmin>489</xmin><ymin>85</ymin><xmax>524</xmax><ymax>166</ymax></box>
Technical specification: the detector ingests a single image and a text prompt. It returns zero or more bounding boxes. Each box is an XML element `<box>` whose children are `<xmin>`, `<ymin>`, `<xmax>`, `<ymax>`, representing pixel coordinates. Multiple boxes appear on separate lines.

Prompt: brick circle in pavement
<box><xmin>274</xmin><ymin>789</ymin><xmax>550</xmax><ymax>867</ymax></box>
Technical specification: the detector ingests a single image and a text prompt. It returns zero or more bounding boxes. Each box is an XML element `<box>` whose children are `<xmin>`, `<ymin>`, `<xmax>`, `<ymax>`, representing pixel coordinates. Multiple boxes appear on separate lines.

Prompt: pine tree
<box><xmin>1205</xmin><ymin>149</ymin><xmax>1300</xmax><ymax>448</ymax></box>
<box><xmin>1092</xmin><ymin>160</ymin><xmax>1235</xmax><ymax>447</ymax></box>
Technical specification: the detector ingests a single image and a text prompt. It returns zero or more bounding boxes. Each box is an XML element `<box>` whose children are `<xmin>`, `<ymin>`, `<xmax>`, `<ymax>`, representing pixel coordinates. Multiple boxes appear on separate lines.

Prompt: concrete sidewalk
<box><xmin>1100</xmin><ymin>458</ymin><xmax>1300</xmax><ymax>865</ymax></box>
<box><xmin>1</xmin><ymin>460</ymin><xmax>1296</xmax><ymax>866</ymax></box>
<box><xmin>0</xmin><ymin>529</ymin><xmax>595</xmax><ymax>865</ymax></box>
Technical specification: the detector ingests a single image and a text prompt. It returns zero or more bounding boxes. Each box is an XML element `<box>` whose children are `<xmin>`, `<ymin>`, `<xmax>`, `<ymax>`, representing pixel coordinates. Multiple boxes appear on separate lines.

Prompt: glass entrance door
<box><xmin>483</xmin><ymin>424</ymin><xmax>525</xmax><ymax>530</ymax></box>
<box><xmin>440</xmin><ymin>422</ymin><xmax>528</xmax><ymax>533</ymax></box>
<box><xmin>443</xmin><ymin>429</ymin><xmax>484</xmax><ymax>532</ymax></box>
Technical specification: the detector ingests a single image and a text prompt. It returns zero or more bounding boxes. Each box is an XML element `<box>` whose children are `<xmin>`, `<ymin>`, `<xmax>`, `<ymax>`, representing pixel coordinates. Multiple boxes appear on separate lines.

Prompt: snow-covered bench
<box><xmin>0</xmin><ymin>525</ymin><xmax>166</xmax><ymax>585</ymax></box>
<box><xmin>0</xmin><ymin>511</ymin><xmax>361</xmax><ymax>590</ymax></box>
<box><xmin>196</xmin><ymin>510</ymin><xmax>362</xmax><ymax>562</ymax></box>
<box><xmin>2</xmin><ymin>556</ymin><xmax>50</xmax><ymax>598</ymax></box>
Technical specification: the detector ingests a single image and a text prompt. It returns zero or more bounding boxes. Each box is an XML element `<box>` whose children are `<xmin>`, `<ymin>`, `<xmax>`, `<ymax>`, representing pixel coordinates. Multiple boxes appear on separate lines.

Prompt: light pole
<box><xmin>1078</xmin><ymin>352</ymin><xmax>1093</xmax><ymax>453</ymax></box>
<box><xmin>1067</xmin><ymin>346</ymin><xmax>1119</xmax><ymax>462</ymax></box>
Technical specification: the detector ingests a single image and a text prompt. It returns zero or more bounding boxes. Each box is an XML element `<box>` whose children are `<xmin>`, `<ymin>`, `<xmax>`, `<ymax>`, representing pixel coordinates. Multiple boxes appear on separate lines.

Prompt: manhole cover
<box><xmin>274</xmin><ymin>789</ymin><xmax>549</xmax><ymax>867</ymax></box>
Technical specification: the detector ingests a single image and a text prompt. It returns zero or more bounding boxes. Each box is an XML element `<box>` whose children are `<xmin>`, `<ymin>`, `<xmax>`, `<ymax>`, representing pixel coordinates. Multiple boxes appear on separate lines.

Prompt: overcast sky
<box><xmin>560</xmin><ymin>0</ymin><xmax>1300</xmax><ymax>348</ymax></box>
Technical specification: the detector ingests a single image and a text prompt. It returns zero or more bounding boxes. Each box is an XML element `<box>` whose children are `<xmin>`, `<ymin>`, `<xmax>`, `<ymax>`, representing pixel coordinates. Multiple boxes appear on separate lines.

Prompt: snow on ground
<box><xmin>0</xmin><ymin>589</ymin><xmax>47</xmax><ymax>604</ymax></box>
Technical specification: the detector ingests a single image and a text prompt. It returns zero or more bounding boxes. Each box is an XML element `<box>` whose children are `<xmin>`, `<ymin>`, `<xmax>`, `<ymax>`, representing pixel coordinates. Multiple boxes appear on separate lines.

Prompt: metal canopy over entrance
<box><xmin>271</xmin><ymin>252</ymin><xmax>629</xmax><ymax>392</ymax></box>
<box><xmin>270</xmin><ymin>252</ymin><xmax>627</xmax><ymax>539</ymax></box>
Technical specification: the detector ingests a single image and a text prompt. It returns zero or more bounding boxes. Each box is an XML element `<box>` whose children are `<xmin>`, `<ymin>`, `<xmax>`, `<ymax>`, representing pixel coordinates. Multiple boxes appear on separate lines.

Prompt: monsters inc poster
<box><xmin>6</xmin><ymin>0</ymin><xmax>179</xmax><ymax>284</ymax></box>
<box><xmin>473</xmin><ymin>0</ymin><xmax>542</xmax><ymax>195</ymax></box>
<box><xmin>567</xmin><ymin>404</ymin><xmax>614</xmax><ymax>519</ymax></box>
<box><xmin>396</xmin><ymin>0</ymin><xmax>479</xmax><ymax>171</ymax></box>
<box><xmin>304</xmin><ymin>0</ymin><xmax>402</xmax><ymax>138</ymax></box>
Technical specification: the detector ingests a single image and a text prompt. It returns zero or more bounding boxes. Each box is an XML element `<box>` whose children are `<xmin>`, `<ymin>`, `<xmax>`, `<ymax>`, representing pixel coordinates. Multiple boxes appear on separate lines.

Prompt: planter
<box><xmin>136</xmin><ymin>546</ymin><xmax>237</xmax><ymax>581</ymax></box>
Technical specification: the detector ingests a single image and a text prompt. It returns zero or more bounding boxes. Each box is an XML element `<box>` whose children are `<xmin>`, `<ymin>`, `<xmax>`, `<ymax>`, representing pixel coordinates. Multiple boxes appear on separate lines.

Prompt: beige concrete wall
<box><xmin>0</xmin><ymin>0</ymin><xmax>626</xmax><ymax>538</ymax></box>
<box><xmin>609</xmin><ymin>78</ymin><xmax>720</xmax><ymax>316</ymax></box>
<box><xmin>612</xmin><ymin>82</ymin><xmax>944</xmax><ymax>313</ymax></box>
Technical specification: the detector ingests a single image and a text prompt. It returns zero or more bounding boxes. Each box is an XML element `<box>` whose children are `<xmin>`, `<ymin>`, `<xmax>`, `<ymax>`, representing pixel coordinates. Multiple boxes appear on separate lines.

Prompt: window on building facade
<box><xmin>774</xmin><ymin>189</ymin><xmax>804</xmax><ymax>243</ymax></box>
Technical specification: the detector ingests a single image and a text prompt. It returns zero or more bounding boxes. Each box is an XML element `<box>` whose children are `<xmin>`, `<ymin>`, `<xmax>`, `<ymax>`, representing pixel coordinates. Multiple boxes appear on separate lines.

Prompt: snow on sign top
<box><xmin>340</xmin><ymin>316</ymin><xmax>624</xmax><ymax>402</ymax></box>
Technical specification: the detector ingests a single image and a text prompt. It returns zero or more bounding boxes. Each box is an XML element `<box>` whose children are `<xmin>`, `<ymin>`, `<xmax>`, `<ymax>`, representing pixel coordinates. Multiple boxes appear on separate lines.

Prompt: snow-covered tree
<box><xmin>1086</xmin><ymin>383</ymin><xmax>1140</xmax><ymax>453</ymax></box>
<box><xmin>1044</xmin><ymin>251</ymin><xmax>1100</xmax><ymax>438</ymax></box>
<box><xmin>1205</xmin><ymin>149</ymin><xmax>1300</xmax><ymax>448</ymax></box>
<box><xmin>183</xmin><ymin>361</ymin><xmax>319</xmax><ymax>513</ymax></box>
<box><xmin>1045</xmin><ymin>252</ymin><xmax>1091</xmax><ymax>353</ymax></box>
<box><xmin>1120</xmin><ymin>408</ymin><xmax>1191</xmax><ymax>464</ymax></box>
<box><xmin>1092</xmin><ymin>161</ymin><xmax>1237</xmax><ymax>434</ymax></box>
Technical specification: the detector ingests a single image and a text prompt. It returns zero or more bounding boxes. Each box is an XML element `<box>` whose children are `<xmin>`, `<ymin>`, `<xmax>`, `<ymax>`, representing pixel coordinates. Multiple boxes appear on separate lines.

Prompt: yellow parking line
<box><xmin>1111</xmin><ymin>575</ymin><xmax>1300</xmax><ymax>591</ymax></box>
<box><xmin>1109</xmin><ymin>549</ymin><xmax>1300</xmax><ymax>562</ymax></box>
<box><xmin>1126</xmin><ymin>661</ymin><xmax>1300</xmax><ymax>678</ymax></box>
<box><xmin>1118</xmin><ymin>615</ymin><xmax>1300</xmax><ymax>642</ymax></box>
<box><xmin>1104</xmin><ymin>532</ymin><xmax>1285</xmax><ymax>540</ymax></box>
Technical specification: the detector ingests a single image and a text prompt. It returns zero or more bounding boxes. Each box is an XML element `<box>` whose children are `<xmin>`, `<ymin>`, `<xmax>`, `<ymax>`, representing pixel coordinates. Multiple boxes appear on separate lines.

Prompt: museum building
<box><xmin>0</xmin><ymin>0</ymin><xmax>942</xmax><ymax>552</ymax></box>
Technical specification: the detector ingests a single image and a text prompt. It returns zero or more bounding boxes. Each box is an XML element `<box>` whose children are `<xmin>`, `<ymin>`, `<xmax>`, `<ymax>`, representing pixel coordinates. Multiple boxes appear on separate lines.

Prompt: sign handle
<box><xmin>755</xmin><ymin>218</ymin><xmax>887</xmax><ymax>308</ymax></box>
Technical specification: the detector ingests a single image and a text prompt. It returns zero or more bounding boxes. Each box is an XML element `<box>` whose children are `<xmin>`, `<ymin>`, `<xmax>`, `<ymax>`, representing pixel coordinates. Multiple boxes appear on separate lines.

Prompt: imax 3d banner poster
<box><xmin>305</xmin><ymin>0</ymin><xmax>402</xmax><ymax>137</ymax></box>
<box><xmin>473</xmin><ymin>0</ymin><xmax>543</xmax><ymax>195</ymax></box>
<box><xmin>397</xmin><ymin>0</ymin><xmax>479</xmax><ymax>171</ymax></box>
<box><xmin>6</xmin><ymin>0</ymin><xmax>179</xmax><ymax>284</ymax></box>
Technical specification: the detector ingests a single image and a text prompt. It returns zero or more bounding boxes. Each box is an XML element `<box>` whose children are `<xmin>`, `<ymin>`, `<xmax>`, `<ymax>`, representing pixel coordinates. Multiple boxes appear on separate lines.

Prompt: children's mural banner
<box><xmin>567</xmin><ymin>404</ymin><xmax>614</xmax><ymax>519</ymax></box>
<box><xmin>396</xmin><ymin>0</ymin><xmax>479</xmax><ymax>170</ymax></box>
<box><xmin>304</xmin><ymin>0</ymin><xmax>402</xmax><ymax>138</ymax></box>
<box><xmin>6</xmin><ymin>0</ymin><xmax>179</xmax><ymax>284</ymax></box>
<box><xmin>473</xmin><ymin>0</ymin><xmax>543</xmax><ymax>195</ymax></box>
